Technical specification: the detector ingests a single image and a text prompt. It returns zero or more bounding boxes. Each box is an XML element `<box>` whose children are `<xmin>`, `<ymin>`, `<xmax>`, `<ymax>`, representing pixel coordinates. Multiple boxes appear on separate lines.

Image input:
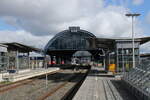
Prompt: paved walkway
<box><xmin>2</xmin><ymin>68</ymin><xmax>59</xmax><ymax>82</ymax></box>
<box><xmin>73</xmin><ymin>67</ymin><xmax>134</xmax><ymax>100</ymax></box>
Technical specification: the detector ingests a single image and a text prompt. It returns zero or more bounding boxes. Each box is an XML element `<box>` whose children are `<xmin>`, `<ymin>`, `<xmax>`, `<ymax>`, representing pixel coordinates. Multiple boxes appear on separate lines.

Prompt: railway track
<box><xmin>38</xmin><ymin>70</ymin><xmax>88</xmax><ymax>100</ymax></box>
<box><xmin>37</xmin><ymin>76</ymin><xmax>74</xmax><ymax>100</ymax></box>
<box><xmin>0</xmin><ymin>79</ymin><xmax>33</xmax><ymax>93</ymax></box>
<box><xmin>0</xmin><ymin>69</ymin><xmax>89</xmax><ymax>100</ymax></box>
<box><xmin>0</xmin><ymin>70</ymin><xmax>62</xmax><ymax>94</ymax></box>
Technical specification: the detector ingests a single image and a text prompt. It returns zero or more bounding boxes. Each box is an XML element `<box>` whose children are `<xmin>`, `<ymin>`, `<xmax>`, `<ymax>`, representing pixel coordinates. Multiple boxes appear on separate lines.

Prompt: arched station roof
<box><xmin>44</xmin><ymin>27</ymin><xmax>96</xmax><ymax>54</ymax></box>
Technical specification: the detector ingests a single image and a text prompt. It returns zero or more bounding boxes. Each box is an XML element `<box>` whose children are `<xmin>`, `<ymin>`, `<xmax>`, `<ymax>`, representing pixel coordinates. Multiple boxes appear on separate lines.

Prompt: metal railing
<box><xmin>122</xmin><ymin>59</ymin><xmax>150</xmax><ymax>100</ymax></box>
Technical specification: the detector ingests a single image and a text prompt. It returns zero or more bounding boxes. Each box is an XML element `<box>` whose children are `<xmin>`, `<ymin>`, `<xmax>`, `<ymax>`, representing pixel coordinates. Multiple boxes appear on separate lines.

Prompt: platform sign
<box><xmin>45</xmin><ymin>55</ymin><xmax>51</xmax><ymax>65</ymax></box>
<box><xmin>45</xmin><ymin>55</ymin><xmax>51</xmax><ymax>62</ymax></box>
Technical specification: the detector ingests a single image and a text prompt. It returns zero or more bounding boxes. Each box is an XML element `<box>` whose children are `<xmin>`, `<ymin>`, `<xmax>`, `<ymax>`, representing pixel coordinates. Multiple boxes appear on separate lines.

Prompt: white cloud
<box><xmin>0</xmin><ymin>0</ymin><xmax>148</xmax><ymax>52</ymax></box>
<box><xmin>0</xmin><ymin>0</ymin><xmax>143</xmax><ymax>37</ymax></box>
<box><xmin>140</xmin><ymin>42</ymin><xmax>150</xmax><ymax>53</ymax></box>
<box><xmin>0</xmin><ymin>30</ymin><xmax>52</xmax><ymax>48</ymax></box>
<box><xmin>132</xmin><ymin>0</ymin><xmax>144</xmax><ymax>5</ymax></box>
<box><xmin>0</xmin><ymin>0</ymin><xmax>104</xmax><ymax>35</ymax></box>
<box><xmin>0</xmin><ymin>0</ymin><xmax>137</xmax><ymax>37</ymax></box>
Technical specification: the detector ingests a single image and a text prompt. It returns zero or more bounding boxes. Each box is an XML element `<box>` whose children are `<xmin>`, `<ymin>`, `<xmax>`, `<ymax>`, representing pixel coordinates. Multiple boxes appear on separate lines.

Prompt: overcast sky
<box><xmin>0</xmin><ymin>0</ymin><xmax>149</xmax><ymax>53</ymax></box>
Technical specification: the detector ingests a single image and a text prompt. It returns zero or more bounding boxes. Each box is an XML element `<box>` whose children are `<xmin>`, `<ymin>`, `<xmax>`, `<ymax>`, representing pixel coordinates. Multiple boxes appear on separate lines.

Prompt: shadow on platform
<box><xmin>88</xmin><ymin>69</ymin><xmax>114</xmax><ymax>77</ymax></box>
<box><xmin>110</xmin><ymin>80</ymin><xmax>138</xmax><ymax>100</ymax></box>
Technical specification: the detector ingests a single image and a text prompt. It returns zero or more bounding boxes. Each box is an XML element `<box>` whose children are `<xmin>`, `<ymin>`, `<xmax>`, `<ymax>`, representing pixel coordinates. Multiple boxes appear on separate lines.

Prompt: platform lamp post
<box><xmin>125</xmin><ymin>13</ymin><xmax>140</xmax><ymax>68</ymax></box>
<box><xmin>44</xmin><ymin>53</ymin><xmax>48</xmax><ymax>89</ymax></box>
<box><xmin>45</xmin><ymin>55</ymin><xmax>51</xmax><ymax>89</ymax></box>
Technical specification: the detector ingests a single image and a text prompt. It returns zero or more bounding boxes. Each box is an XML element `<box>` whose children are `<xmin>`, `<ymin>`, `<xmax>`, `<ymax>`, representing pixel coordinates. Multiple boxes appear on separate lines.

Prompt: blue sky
<box><xmin>0</xmin><ymin>19</ymin><xmax>17</xmax><ymax>30</ymax></box>
<box><xmin>105</xmin><ymin>0</ymin><xmax>150</xmax><ymax>36</ymax></box>
<box><xmin>128</xmin><ymin>0</ymin><xmax>150</xmax><ymax>36</ymax></box>
<box><xmin>129</xmin><ymin>0</ymin><xmax>149</xmax><ymax>16</ymax></box>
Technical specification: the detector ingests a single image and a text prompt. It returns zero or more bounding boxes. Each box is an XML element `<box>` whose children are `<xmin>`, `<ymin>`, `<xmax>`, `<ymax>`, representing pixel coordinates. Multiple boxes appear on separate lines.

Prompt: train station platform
<box><xmin>73</xmin><ymin>67</ymin><xmax>136</xmax><ymax>100</ymax></box>
<box><xmin>1</xmin><ymin>68</ymin><xmax>59</xmax><ymax>82</ymax></box>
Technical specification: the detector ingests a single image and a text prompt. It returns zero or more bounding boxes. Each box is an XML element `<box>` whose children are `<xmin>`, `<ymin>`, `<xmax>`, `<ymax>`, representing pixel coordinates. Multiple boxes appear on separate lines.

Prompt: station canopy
<box><xmin>88</xmin><ymin>37</ymin><xmax>150</xmax><ymax>51</ymax></box>
<box><xmin>2</xmin><ymin>42</ymin><xmax>42</xmax><ymax>53</ymax></box>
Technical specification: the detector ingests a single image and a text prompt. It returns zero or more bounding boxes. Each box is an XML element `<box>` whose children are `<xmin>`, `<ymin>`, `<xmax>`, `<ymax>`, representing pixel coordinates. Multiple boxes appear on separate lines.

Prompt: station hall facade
<box><xmin>44</xmin><ymin>27</ymin><xmax>150</xmax><ymax>72</ymax></box>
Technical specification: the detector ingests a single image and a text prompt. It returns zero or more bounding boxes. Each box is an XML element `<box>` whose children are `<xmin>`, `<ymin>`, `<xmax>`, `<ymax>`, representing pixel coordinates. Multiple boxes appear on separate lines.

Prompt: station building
<box><xmin>0</xmin><ymin>43</ymin><xmax>57</xmax><ymax>82</ymax></box>
<box><xmin>0</xmin><ymin>42</ymin><xmax>43</xmax><ymax>73</ymax></box>
<box><xmin>45</xmin><ymin>27</ymin><xmax>150</xmax><ymax>72</ymax></box>
<box><xmin>0</xmin><ymin>44</ymin><xmax>8</xmax><ymax>71</ymax></box>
